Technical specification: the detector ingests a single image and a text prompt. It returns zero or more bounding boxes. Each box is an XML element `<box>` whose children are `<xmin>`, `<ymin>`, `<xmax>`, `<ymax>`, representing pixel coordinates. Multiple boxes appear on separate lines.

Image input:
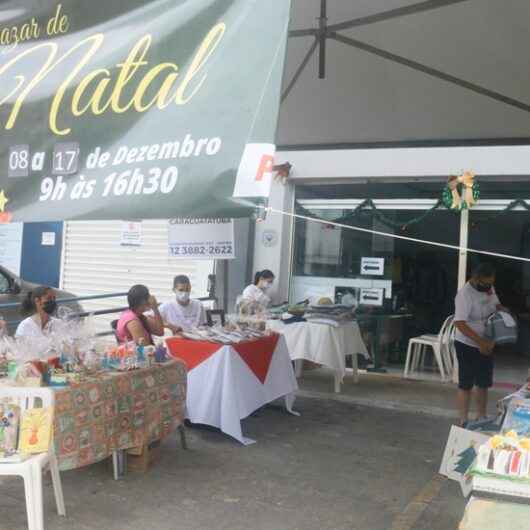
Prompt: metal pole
<box><xmin>318</xmin><ymin>0</ymin><xmax>327</xmax><ymax>79</ymax></box>
<box><xmin>458</xmin><ymin>206</ymin><xmax>469</xmax><ymax>288</ymax></box>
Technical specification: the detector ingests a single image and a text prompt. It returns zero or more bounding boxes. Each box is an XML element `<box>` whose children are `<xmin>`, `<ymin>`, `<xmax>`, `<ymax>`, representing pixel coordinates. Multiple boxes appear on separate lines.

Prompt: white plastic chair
<box><xmin>403</xmin><ymin>316</ymin><xmax>454</xmax><ymax>382</ymax></box>
<box><xmin>0</xmin><ymin>387</ymin><xmax>66</xmax><ymax>530</ymax></box>
<box><xmin>440</xmin><ymin>320</ymin><xmax>456</xmax><ymax>381</ymax></box>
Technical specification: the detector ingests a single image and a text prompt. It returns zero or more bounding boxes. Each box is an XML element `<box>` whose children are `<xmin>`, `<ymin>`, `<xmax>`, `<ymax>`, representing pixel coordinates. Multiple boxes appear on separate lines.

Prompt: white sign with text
<box><xmin>359</xmin><ymin>288</ymin><xmax>384</xmax><ymax>307</ymax></box>
<box><xmin>168</xmin><ymin>218</ymin><xmax>234</xmax><ymax>259</ymax></box>
<box><xmin>120</xmin><ymin>221</ymin><xmax>142</xmax><ymax>247</ymax></box>
<box><xmin>41</xmin><ymin>232</ymin><xmax>56</xmax><ymax>246</ymax></box>
<box><xmin>361</xmin><ymin>257</ymin><xmax>385</xmax><ymax>276</ymax></box>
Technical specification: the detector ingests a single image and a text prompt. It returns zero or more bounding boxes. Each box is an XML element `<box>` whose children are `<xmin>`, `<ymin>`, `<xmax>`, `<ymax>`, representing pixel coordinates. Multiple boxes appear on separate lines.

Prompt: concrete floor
<box><xmin>299</xmin><ymin>367</ymin><xmax>510</xmax><ymax>420</ymax></box>
<box><xmin>1</xmin><ymin>393</ymin><xmax>468</xmax><ymax>530</ymax></box>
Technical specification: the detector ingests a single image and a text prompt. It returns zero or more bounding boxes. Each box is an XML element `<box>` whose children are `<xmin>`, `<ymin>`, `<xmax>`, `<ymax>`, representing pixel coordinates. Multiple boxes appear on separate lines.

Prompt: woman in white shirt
<box><xmin>241</xmin><ymin>270</ymin><xmax>275</xmax><ymax>308</ymax></box>
<box><xmin>15</xmin><ymin>286</ymin><xmax>59</xmax><ymax>338</ymax></box>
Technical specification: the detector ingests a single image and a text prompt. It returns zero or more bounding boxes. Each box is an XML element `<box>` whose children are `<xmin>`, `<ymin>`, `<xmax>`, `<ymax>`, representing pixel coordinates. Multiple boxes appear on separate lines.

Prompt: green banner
<box><xmin>0</xmin><ymin>0</ymin><xmax>291</xmax><ymax>222</ymax></box>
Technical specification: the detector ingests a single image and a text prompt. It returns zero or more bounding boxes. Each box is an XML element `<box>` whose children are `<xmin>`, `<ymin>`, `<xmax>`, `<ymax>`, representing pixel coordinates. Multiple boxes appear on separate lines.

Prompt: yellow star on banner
<box><xmin>0</xmin><ymin>190</ymin><xmax>8</xmax><ymax>213</ymax></box>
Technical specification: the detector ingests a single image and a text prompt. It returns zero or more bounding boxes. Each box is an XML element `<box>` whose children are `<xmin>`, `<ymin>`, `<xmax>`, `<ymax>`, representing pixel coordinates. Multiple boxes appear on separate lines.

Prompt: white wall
<box><xmin>252</xmin><ymin>179</ymin><xmax>295</xmax><ymax>305</ymax></box>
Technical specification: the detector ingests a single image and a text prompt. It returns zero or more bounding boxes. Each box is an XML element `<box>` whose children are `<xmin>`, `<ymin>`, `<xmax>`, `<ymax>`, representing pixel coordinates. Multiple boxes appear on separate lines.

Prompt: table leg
<box><xmin>284</xmin><ymin>394</ymin><xmax>301</xmax><ymax>417</ymax></box>
<box><xmin>112</xmin><ymin>450</ymin><xmax>127</xmax><ymax>480</ymax></box>
<box><xmin>112</xmin><ymin>451</ymin><xmax>119</xmax><ymax>480</ymax></box>
<box><xmin>352</xmin><ymin>353</ymin><xmax>359</xmax><ymax>384</ymax></box>
<box><xmin>334</xmin><ymin>373</ymin><xmax>341</xmax><ymax>393</ymax></box>
<box><xmin>177</xmin><ymin>424</ymin><xmax>188</xmax><ymax>450</ymax></box>
<box><xmin>367</xmin><ymin>319</ymin><xmax>387</xmax><ymax>373</ymax></box>
<box><xmin>294</xmin><ymin>359</ymin><xmax>304</xmax><ymax>378</ymax></box>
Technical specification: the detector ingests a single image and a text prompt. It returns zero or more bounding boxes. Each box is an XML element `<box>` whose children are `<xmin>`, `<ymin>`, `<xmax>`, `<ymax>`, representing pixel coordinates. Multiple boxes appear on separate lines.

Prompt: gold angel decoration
<box><xmin>444</xmin><ymin>171</ymin><xmax>479</xmax><ymax>210</ymax></box>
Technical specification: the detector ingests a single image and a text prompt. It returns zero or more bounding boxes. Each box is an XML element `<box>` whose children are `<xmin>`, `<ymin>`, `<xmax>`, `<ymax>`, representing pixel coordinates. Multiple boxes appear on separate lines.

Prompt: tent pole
<box><xmin>318</xmin><ymin>0</ymin><xmax>327</xmax><ymax>79</ymax></box>
<box><xmin>458</xmin><ymin>207</ymin><xmax>469</xmax><ymax>289</ymax></box>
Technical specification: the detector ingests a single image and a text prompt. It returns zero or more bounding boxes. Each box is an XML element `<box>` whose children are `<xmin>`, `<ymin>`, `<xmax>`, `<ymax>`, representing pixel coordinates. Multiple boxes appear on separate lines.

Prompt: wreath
<box><xmin>442</xmin><ymin>171</ymin><xmax>480</xmax><ymax>210</ymax></box>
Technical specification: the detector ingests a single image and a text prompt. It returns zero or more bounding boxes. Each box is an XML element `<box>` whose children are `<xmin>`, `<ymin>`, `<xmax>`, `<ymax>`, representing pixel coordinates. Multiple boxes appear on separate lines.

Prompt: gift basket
<box><xmin>0</xmin><ymin>315</ymin><xmax>170</xmax><ymax>388</ymax></box>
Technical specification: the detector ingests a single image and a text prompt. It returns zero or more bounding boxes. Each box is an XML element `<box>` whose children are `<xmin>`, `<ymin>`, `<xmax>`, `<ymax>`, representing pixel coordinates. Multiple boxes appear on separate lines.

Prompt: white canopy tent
<box><xmin>253</xmin><ymin>1</ymin><xmax>530</xmax><ymax>304</ymax></box>
<box><xmin>278</xmin><ymin>0</ymin><xmax>530</xmax><ymax>148</ymax></box>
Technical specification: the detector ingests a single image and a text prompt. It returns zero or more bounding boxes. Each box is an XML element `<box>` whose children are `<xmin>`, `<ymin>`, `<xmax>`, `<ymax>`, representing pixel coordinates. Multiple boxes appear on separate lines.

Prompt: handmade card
<box><xmin>18</xmin><ymin>407</ymin><xmax>53</xmax><ymax>454</ymax></box>
<box><xmin>0</xmin><ymin>403</ymin><xmax>21</xmax><ymax>456</ymax></box>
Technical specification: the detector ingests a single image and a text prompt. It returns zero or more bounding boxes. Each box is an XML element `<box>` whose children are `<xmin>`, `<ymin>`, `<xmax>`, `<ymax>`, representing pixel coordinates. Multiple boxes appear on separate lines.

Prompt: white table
<box><xmin>267</xmin><ymin>320</ymin><xmax>369</xmax><ymax>392</ymax></box>
<box><xmin>166</xmin><ymin>334</ymin><xmax>298</xmax><ymax>445</ymax></box>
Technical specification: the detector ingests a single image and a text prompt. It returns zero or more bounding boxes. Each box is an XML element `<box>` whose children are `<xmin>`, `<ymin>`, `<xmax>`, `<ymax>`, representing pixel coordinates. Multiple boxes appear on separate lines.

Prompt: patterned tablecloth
<box><xmin>53</xmin><ymin>360</ymin><xmax>187</xmax><ymax>471</ymax></box>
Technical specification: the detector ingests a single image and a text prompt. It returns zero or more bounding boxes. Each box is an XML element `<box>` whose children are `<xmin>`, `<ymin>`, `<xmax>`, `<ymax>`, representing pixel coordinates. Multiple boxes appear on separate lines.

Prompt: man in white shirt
<box><xmin>159</xmin><ymin>275</ymin><xmax>206</xmax><ymax>333</ymax></box>
<box><xmin>454</xmin><ymin>263</ymin><xmax>505</xmax><ymax>427</ymax></box>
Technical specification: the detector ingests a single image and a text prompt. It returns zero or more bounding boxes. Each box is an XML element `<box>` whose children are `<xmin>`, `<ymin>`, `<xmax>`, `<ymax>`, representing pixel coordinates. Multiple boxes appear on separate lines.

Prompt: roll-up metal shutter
<box><xmin>60</xmin><ymin>220</ymin><xmax>213</xmax><ymax>336</ymax></box>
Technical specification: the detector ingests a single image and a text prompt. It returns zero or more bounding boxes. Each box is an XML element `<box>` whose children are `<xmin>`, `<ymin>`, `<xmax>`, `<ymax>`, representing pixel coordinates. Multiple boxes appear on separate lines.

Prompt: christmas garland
<box><xmin>296</xmin><ymin>176</ymin><xmax>530</xmax><ymax>232</ymax></box>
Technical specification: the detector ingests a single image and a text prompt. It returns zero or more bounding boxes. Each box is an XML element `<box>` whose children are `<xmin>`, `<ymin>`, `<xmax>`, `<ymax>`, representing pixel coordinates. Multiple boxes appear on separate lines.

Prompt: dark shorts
<box><xmin>455</xmin><ymin>341</ymin><xmax>494</xmax><ymax>390</ymax></box>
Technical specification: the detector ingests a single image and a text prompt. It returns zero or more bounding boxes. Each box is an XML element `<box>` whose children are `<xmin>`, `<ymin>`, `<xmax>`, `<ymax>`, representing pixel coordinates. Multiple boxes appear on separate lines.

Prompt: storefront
<box><xmin>292</xmin><ymin>179</ymin><xmax>530</xmax><ymax>358</ymax></box>
<box><xmin>252</xmin><ymin>146</ymin><xmax>530</xmax><ymax>368</ymax></box>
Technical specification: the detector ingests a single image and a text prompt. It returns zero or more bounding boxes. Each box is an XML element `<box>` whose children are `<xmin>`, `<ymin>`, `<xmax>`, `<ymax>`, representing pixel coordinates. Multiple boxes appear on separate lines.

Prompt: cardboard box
<box><xmin>126</xmin><ymin>442</ymin><xmax>160</xmax><ymax>473</ymax></box>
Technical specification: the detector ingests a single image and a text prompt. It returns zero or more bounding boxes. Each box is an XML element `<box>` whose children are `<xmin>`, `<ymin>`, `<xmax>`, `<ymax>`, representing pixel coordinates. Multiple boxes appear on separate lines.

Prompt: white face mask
<box><xmin>176</xmin><ymin>291</ymin><xmax>190</xmax><ymax>303</ymax></box>
<box><xmin>261</xmin><ymin>282</ymin><xmax>273</xmax><ymax>292</ymax></box>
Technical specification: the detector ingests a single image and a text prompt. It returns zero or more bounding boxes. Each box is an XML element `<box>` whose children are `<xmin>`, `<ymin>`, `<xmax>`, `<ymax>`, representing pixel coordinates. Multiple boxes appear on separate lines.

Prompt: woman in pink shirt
<box><xmin>116</xmin><ymin>285</ymin><xmax>164</xmax><ymax>345</ymax></box>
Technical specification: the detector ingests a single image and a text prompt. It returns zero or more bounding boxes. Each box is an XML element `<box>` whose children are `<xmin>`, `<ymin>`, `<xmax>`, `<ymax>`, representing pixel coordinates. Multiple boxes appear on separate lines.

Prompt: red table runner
<box><xmin>166</xmin><ymin>333</ymin><xmax>280</xmax><ymax>384</ymax></box>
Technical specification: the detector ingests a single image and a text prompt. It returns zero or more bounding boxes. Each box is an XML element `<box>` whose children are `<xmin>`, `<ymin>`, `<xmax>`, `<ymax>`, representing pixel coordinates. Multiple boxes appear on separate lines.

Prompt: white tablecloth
<box><xmin>167</xmin><ymin>335</ymin><xmax>298</xmax><ymax>445</ymax></box>
<box><xmin>267</xmin><ymin>320</ymin><xmax>368</xmax><ymax>384</ymax></box>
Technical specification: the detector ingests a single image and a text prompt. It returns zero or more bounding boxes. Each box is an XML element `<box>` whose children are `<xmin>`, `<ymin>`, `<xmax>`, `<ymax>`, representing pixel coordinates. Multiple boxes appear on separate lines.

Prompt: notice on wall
<box><xmin>168</xmin><ymin>218</ymin><xmax>234</xmax><ymax>260</ymax></box>
<box><xmin>0</xmin><ymin>223</ymin><xmax>23</xmax><ymax>275</ymax></box>
<box><xmin>359</xmin><ymin>288</ymin><xmax>384</xmax><ymax>307</ymax></box>
<box><xmin>120</xmin><ymin>221</ymin><xmax>142</xmax><ymax>247</ymax></box>
<box><xmin>361</xmin><ymin>257</ymin><xmax>385</xmax><ymax>276</ymax></box>
<box><xmin>41</xmin><ymin>232</ymin><xmax>56</xmax><ymax>246</ymax></box>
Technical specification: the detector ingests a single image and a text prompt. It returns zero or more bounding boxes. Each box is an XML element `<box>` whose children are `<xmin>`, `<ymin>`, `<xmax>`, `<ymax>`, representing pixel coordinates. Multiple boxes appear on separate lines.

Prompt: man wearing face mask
<box><xmin>15</xmin><ymin>286</ymin><xmax>59</xmax><ymax>338</ymax></box>
<box><xmin>454</xmin><ymin>263</ymin><xmax>507</xmax><ymax>427</ymax></box>
<box><xmin>159</xmin><ymin>275</ymin><xmax>206</xmax><ymax>333</ymax></box>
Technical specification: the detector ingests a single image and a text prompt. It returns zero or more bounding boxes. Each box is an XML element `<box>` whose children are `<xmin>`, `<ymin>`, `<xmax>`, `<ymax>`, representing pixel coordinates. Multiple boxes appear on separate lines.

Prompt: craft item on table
<box><xmin>105</xmin><ymin>342</ymin><xmax>139</xmax><ymax>371</ymax></box>
<box><xmin>503</xmin><ymin>399</ymin><xmax>530</xmax><ymax>437</ymax></box>
<box><xmin>15</xmin><ymin>362</ymin><xmax>43</xmax><ymax>387</ymax></box>
<box><xmin>18</xmin><ymin>407</ymin><xmax>53</xmax><ymax>454</ymax></box>
<box><xmin>470</xmin><ymin>432</ymin><xmax>530</xmax><ymax>482</ymax></box>
<box><xmin>82</xmin><ymin>348</ymin><xmax>100</xmax><ymax>371</ymax></box>
<box><xmin>229</xmin><ymin>314</ymin><xmax>267</xmax><ymax>332</ymax></box>
<box><xmin>0</xmin><ymin>403</ymin><xmax>20</xmax><ymax>457</ymax></box>
<box><xmin>237</xmin><ymin>298</ymin><xmax>269</xmax><ymax>318</ymax></box>
<box><xmin>286</xmin><ymin>304</ymin><xmax>307</xmax><ymax>317</ymax></box>
<box><xmin>154</xmin><ymin>343</ymin><xmax>167</xmax><ymax>363</ymax></box>
<box><xmin>48</xmin><ymin>368</ymin><xmax>69</xmax><ymax>387</ymax></box>
<box><xmin>304</xmin><ymin>303</ymin><xmax>355</xmax><ymax>326</ymax></box>
<box><xmin>7</xmin><ymin>361</ymin><xmax>17</xmax><ymax>380</ymax></box>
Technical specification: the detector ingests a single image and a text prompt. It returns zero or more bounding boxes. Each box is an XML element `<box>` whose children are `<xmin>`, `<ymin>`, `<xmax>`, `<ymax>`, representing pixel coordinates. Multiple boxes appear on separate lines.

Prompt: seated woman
<box><xmin>15</xmin><ymin>286</ymin><xmax>59</xmax><ymax>338</ymax></box>
<box><xmin>240</xmin><ymin>270</ymin><xmax>275</xmax><ymax>309</ymax></box>
<box><xmin>116</xmin><ymin>284</ymin><xmax>164</xmax><ymax>345</ymax></box>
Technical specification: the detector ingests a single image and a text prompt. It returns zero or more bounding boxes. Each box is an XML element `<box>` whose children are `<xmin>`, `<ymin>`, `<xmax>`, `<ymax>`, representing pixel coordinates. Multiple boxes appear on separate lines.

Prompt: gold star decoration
<box><xmin>0</xmin><ymin>190</ymin><xmax>8</xmax><ymax>213</ymax></box>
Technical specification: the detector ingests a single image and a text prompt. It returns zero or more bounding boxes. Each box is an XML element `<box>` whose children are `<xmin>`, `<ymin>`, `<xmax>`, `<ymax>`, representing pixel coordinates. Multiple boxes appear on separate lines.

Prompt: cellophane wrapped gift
<box><xmin>0</xmin><ymin>401</ymin><xmax>21</xmax><ymax>456</ymax></box>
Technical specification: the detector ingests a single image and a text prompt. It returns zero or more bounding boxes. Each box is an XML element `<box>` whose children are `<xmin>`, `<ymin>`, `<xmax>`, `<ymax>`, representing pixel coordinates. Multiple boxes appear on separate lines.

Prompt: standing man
<box><xmin>454</xmin><ymin>263</ymin><xmax>504</xmax><ymax>427</ymax></box>
<box><xmin>160</xmin><ymin>275</ymin><xmax>206</xmax><ymax>333</ymax></box>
